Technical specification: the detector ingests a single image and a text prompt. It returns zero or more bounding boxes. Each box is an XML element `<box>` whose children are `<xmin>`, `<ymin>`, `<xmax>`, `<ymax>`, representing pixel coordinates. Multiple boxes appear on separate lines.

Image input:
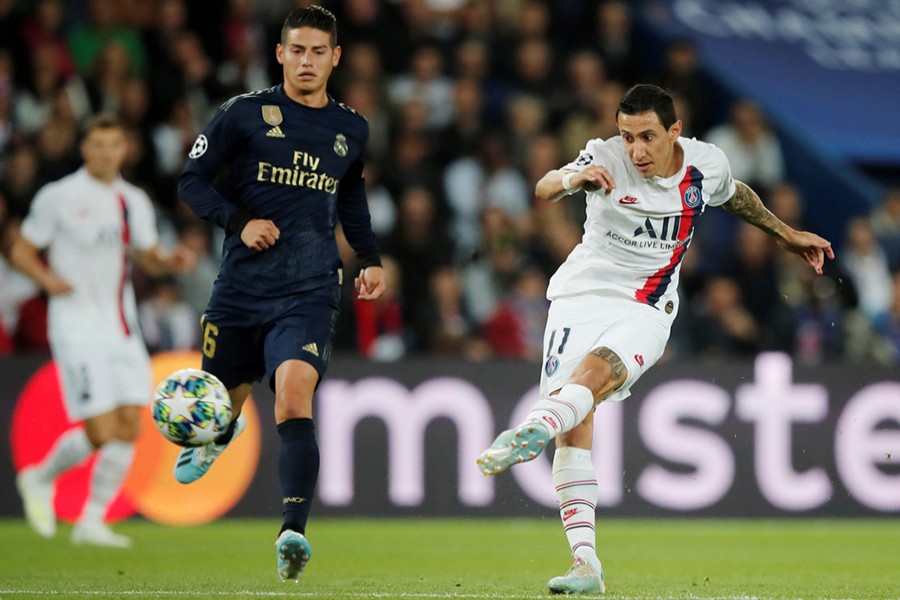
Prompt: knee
<box><xmin>567</xmin><ymin>374</ymin><xmax>601</xmax><ymax>401</ymax></box>
<box><xmin>277</xmin><ymin>407</ymin><xmax>312</xmax><ymax>422</ymax></box>
<box><xmin>117</xmin><ymin>421</ymin><xmax>141</xmax><ymax>443</ymax></box>
<box><xmin>569</xmin><ymin>363</ymin><xmax>617</xmax><ymax>391</ymax></box>
<box><xmin>117</xmin><ymin>410</ymin><xmax>142</xmax><ymax>442</ymax></box>
<box><xmin>275</xmin><ymin>393</ymin><xmax>314</xmax><ymax>421</ymax></box>
<box><xmin>84</xmin><ymin>430</ymin><xmax>109</xmax><ymax>448</ymax></box>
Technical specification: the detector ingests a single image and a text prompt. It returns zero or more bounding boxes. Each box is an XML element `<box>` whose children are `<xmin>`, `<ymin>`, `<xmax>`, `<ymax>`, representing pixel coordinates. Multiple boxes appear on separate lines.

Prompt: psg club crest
<box><xmin>333</xmin><ymin>133</ymin><xmax>348</xmax><ymax>157</ymax></box>
<box><xmin>544</xmin><ymin>355</ymin><xmax>560</xmax><ymax>377</ymax></box>
<box><xmin>683</xmin><ymin>185</ymin><xmax>701</xmax><ymax>208</ymax></box>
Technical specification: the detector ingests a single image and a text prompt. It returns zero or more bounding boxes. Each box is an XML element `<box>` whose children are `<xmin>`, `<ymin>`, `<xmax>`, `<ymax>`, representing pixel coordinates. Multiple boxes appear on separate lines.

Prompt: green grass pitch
<box><xmin>0</xmin><ymin>518</ymin><xmax>897</xmax><ymax>599</ymax></box>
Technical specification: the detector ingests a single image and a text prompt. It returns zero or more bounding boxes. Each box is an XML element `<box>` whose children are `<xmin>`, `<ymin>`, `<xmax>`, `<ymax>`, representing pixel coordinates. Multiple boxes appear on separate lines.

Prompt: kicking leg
<box><xmin>173</xmin><ymin>383</ymin><xmax>251</xmax><ymax>484</ymax></box>
<box><xmin>477</xmin><ymin>346</ymin><xmax>626</xmax><ymax>475</ymax></box>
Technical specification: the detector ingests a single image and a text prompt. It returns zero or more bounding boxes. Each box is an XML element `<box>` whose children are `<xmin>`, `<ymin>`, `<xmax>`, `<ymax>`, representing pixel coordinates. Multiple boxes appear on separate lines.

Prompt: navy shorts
<box><xmin>199</xmin><ymin>283</ymin><xmax>341</xmax><ymax>391</ymax></box>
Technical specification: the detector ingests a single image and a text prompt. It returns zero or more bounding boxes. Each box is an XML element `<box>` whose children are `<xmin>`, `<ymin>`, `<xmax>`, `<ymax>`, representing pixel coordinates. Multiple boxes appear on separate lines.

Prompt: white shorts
<box><xmin>52</xmin><ymin>335</ymin><xmax>152</xmax><ymax>420</ymax></box>
<box><xmin>540</xmin><ymin>294</ymin><xmax>672</xmax><ymax>402</ymax></box>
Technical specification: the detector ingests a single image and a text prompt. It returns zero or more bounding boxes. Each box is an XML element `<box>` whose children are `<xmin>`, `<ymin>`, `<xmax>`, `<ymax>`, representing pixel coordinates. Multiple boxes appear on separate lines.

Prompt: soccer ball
<box><xmin>152</xmin><ymin>368</ymin><xmax>233</xmax><ymax>447</ymax></box>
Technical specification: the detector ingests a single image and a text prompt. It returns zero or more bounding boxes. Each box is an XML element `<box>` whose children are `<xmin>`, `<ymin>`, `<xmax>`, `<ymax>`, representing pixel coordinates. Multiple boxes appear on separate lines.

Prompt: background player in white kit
<box><xmin>9</xmin><ymin>114</ymin><xmax>194</xmax><ymax>547</ymax></box>
<box><xmin>476</xmin><ymin>85</ymin><xmax>834</xmax><ymax>595</ymax></box>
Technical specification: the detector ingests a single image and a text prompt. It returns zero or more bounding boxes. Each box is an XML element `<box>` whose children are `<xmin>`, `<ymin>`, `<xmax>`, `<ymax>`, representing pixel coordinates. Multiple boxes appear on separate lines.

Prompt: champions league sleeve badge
<box><xmin>188</xmin><ymin>134</ymin><xmax>208</xmax><ymax>159</ymax></box>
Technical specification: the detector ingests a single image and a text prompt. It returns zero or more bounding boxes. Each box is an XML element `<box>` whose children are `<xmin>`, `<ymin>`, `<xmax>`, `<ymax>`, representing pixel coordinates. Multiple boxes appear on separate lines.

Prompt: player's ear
<box><xmin>669</xmin><ymin>119</ymin><xmax>683</xmax><ymax>140</ymax></box>
<box><xmin>332</xmin><ymin>45</ymin><xmax>341</xmax><ymax>68</ymax></box>
<box><xmin>276</xmin><ymin>43</ymin><xmax>284</xmax><ymax>65</ymax></box>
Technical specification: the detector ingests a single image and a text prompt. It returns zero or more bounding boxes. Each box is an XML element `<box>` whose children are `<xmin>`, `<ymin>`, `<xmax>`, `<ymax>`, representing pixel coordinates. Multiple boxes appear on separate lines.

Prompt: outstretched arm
<box><xmin>535</xmin><ymin>166</ymin><xmax>616</xmax><ymax>202</ymax></box>
<box><xmin>134</xmin><ymin>244</ymin><xmax>197</xmax><ymax>276</ymax></box>
<box><xmin>721</xmin><ymin>180</ymin><xmax>835</xmax><ymax>274</ymax></box>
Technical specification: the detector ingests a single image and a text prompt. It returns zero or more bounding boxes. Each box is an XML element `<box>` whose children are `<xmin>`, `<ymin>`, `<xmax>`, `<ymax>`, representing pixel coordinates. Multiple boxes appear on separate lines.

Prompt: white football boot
<box><xmin>476</xmin><ymin>421</ymin><xmax>550</xmax><ymax>475</ymax></box>
<box><xmin>547</xmin><ymin>558</ymin><xmax>605</xmax><ymax>595</ymax></box>
<box><xmin>71</xmin><ymin>521</ymin><xmax>132</xmax><ymax>548</ymax></box>
<box><xmin>16</xmin><ymin>467</ymin><xmax>56</xmax><ymax>538</ymax></box>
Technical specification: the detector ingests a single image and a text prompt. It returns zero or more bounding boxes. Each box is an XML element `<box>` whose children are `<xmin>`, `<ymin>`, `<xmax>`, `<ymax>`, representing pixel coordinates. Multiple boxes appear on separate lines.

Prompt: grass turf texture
<box><xmin>0</xmin><ymin>518</ymin><xmax>897</xmax><ymax>599</ymax></box>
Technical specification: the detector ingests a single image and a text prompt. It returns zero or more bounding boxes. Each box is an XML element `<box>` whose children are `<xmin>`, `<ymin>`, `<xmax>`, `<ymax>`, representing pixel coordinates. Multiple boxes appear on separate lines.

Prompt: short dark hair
<box><xmin>616</xmin><ymin>84</ymin><xmax>677</xmax><ymax>130</ymax></box>
<box><xmin>281</xmin><ymin>6</ymin><xmax>338</xmax><ymax>47</ymax></box>
<box><xmin>82</xmin><ymin>112</ymin><xmax>124</xmax><ymax>137</ymax></box>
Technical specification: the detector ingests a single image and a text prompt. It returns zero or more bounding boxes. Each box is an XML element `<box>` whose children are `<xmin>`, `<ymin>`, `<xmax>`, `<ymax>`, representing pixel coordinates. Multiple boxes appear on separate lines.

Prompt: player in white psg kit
<box><xmin>9</xmin><ymin>114</ymin><xmax>194</xmax><ymax>547</ymax></box>
<box><xmin>477</xmin><ymin>85</ymin><xmax>834</xmax><ymax>595</ymax></box>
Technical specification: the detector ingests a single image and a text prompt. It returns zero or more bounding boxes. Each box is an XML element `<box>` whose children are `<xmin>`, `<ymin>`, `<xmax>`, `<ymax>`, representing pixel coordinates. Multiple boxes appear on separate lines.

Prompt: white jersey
<box><xmin>547</xmin><ymin>136</ymin><xmax>736</xmax><ymax>315</ymax></box>
<box><xmin>20</xmin><ymin>168</ymin><xmax>159</xmax><ymax>343</ymax></box>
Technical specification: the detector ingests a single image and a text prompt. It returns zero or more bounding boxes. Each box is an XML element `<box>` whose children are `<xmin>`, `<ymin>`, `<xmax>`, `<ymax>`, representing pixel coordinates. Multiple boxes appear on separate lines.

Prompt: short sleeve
<box><xmin>126</xmin><ymin>188</ymin><xmax>160</xmax><ymax>251</ymax></box>
<box><xmin>705</xmin><ymin>147</ymin><xmax>737</xmax><ymax>208</ymax></box>
<box><xmin>562</xmin><ymin>138</ymin><xmax>621</xmax><ymax>174</ymax></box>
<box><xmin>19</xmin><ymin>186</ymin><xmax>58</xmax><ymax>249</ymax></box>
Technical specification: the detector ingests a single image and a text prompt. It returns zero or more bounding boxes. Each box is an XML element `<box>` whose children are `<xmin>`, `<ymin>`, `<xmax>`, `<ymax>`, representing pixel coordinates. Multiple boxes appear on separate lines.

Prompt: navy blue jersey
<box><xmin>179</xmin><ymin>85</ymin><xmax>380</xmax><ymax>298</ymax></box>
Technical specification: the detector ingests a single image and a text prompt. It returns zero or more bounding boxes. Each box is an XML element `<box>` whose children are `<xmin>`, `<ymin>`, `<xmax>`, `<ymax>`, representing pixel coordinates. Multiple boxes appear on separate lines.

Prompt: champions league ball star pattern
<box><xmin>152</xmin><ymin>369</ymin><xmax>232</xmax><ymax>447</ymax></box>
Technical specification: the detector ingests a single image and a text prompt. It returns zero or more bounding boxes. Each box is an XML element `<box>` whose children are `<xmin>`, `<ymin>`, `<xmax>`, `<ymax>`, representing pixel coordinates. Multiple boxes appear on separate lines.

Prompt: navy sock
<box><xmin>214</xmin><ymin>414</ymin><xmax>239</xmax><ymax>445</ymax></box>
<box><xmin>277</xmin><ymin>418</ymin><xmax>319</xmax><ymax>536</ymax></box>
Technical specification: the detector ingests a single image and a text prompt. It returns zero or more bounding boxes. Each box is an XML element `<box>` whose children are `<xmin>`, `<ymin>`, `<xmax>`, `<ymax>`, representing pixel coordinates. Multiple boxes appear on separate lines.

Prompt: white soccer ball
<box><xmin>151</xmin><ymin>368</ymin><xmax>233</xmax><ymax>447</ymax></box>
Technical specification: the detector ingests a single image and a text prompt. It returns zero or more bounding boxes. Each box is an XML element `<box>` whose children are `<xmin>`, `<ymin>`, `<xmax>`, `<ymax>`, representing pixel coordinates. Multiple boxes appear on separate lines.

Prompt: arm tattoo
<box><xmin>590</xmin><ymin>347</ymin><xmax>627</xmax><ymax>380</ymax></box>
<box><xmin>721</xmin><ymin>181</ymin><xmax>785</xmax><ymax>238</ymax></box>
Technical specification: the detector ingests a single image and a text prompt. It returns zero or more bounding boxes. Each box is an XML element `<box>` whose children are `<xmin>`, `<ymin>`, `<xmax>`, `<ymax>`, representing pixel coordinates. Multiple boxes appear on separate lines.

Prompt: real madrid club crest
<box><xmin>333</xmin><ymin>133</ymin><xmax>348</xmax><ymax>157</ymax></box>
<box><xmin>262</xmin><ymin>105</ymin><xmax>285</xmax><ymax>138</ymax></box>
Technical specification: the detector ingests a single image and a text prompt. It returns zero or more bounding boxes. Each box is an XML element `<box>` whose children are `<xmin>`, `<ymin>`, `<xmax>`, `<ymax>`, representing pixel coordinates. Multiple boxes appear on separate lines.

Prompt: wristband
<box><xmin>562</xmin><ymin>172</ymin><xmax>577</xmax><ymax>192</ymax></box>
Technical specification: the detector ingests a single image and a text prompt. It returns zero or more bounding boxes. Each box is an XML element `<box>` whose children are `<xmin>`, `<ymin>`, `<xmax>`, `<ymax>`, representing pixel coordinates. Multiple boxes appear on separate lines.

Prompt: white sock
<box><xmin>36</xmin><ymin>427</ymin><xmax>94</xmax><ymax>481</ymax></box>
<box><xmin>553</xmin><ymin>446</ymin><xmax>601</xmax><ymax>573</ymax></box>
<box><xmin>80</xmin><ymin>440</ymin><xmax>135</xmax><ymax>525</ymax></box>
<box><xmin>525</xmin><ymin>384</ymin><xmax>595</xmax><ymax>437</ymax></box>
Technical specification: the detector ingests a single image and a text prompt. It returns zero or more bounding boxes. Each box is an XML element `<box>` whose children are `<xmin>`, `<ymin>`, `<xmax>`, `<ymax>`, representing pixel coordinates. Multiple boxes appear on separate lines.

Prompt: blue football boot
<box><xmin>276</xmin><ymin>530</ymin><xmax>312</xmax><ymax>580</ymax></box>
<box><xmin>174</xmin><ymin>413</ymin><xmax>246</xmax><ymax>484</ymax></box>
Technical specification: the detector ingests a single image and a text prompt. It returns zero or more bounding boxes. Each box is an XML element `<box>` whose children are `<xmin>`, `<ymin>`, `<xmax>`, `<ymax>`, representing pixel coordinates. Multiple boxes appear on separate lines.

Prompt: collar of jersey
<box><xmin>78</xmin><ymin>166</ymin><xmax>123</xmax><ymax>190</ymax></box>
<box><xmin>276</xmin><ymin>84</ymin><xmax>336</xmax><ymax>109</ymax></box>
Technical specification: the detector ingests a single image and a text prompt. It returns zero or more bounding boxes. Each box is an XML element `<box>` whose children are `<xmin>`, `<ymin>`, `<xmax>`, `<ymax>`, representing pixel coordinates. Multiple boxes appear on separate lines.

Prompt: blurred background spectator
<box><xmin>705</xmin><ymin>99</ymin><xmax>785</xmax><ymax>195</ymax></box>
<box><xmin>138</xmin><ymin>277</ymin><xmax>199</xmax><ymax>353</ymax></box>
<box><xmin>870</xmin><ymin>187</ymin><xmax>900</xmax><ymax>271</ymax></box>
<box><xmin>353</xmin><ymin>254</ymin><xmax>408</xmax><ymax>362</ymax></box>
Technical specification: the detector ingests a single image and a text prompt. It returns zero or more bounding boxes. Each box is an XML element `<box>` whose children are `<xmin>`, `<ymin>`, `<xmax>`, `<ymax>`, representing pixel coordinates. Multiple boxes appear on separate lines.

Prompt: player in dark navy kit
<box><xmin>175</xmin><ymin>6</ymin><xmax>385</xmax><ymax>580</ymax></box>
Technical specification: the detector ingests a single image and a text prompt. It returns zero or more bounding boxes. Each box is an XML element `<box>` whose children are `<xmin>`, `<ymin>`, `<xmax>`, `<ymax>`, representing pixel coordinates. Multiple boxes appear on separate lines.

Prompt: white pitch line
<box><xmin>0</xmin><ymin>592</ymin><xmax>871</xmax><ymax>600</ymax></box>
<box><xmin>0</xmin><ymin>592</ymin><xmax>557</xmax><ymax>599</ymax></box>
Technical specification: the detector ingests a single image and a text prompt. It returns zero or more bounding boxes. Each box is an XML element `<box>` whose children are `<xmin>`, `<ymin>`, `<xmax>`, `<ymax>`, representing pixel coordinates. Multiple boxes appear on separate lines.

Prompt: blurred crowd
<box><xmin>1</xmin><ymin>0</ymin><xmax>899</xmax><ymax>366</ymax></box>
